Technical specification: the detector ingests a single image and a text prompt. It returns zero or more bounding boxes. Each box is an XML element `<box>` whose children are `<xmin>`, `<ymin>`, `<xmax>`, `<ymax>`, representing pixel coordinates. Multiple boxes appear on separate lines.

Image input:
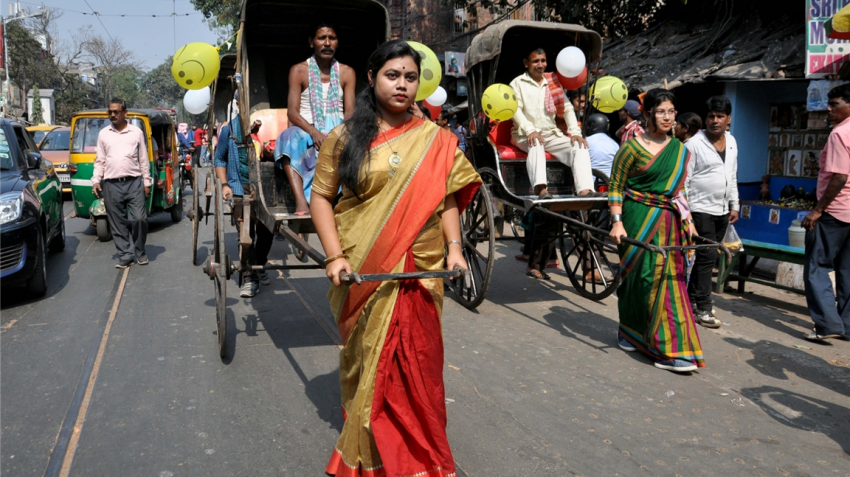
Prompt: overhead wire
<box><xmin>83</xmin><ymin>0</ymin><xmax>115</xmax><ymax>43</ymax></box>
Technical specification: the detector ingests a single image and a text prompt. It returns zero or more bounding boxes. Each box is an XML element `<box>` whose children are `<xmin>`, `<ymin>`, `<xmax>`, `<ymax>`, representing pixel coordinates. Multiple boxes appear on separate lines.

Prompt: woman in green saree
<box><xmin>608</xmin><ymin>89</ymin><xmax>704</xmax><ymax>373</ymax></box>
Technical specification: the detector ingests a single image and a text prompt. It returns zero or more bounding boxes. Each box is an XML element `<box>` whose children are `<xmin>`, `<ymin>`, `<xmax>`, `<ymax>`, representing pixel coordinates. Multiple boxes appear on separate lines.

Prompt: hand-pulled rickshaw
<box><xmin>198</xmin><ymin>0</ymin><xmax>469</xmax><ymax>358</ymax></box>
<box><xmin>188</xmin><ymin>53</ymin><xmax>237</xmax><ymax>266</ymax></box>
<box><xmin>456</xmin><ymin>20</ymin><xmax>731</xmax><ymax>308</ymax></box>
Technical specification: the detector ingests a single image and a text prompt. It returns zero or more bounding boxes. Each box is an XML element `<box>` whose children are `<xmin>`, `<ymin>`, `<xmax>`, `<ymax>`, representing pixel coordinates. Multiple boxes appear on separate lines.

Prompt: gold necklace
<box><xmin>380</xmin><ymin>116</ymin><xmax>409</xmax><ymax>179</ymax></box>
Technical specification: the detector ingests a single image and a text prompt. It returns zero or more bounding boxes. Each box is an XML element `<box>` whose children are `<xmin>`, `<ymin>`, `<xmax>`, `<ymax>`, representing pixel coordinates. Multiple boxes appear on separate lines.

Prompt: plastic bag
<box><xmin>722</xmin><ymin>224</ymin><xmax>744</xmax><ymax>253</ymax></box>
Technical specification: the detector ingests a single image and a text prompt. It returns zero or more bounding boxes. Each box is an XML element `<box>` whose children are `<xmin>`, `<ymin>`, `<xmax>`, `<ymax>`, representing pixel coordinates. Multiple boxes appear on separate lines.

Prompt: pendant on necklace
<box><xmin>388</xmin><ymin>152</ymin><xmax>402</xmax><ymax>179</ymax></box>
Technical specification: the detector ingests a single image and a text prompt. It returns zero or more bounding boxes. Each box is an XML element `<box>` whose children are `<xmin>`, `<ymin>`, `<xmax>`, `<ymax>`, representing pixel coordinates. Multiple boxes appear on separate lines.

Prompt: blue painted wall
<box><xmin>726</xmin><ymin>81</ymin><xmax>812</xmax><ymax>184</ymax></box>
<box><xmin>735</xmin><ymin>204</ymin><xmax>809</xmax><ymax>246</ymax></box>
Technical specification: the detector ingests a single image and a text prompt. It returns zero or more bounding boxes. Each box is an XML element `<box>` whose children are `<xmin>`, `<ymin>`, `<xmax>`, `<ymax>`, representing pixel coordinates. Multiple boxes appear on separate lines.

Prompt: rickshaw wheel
<box><xmin>505</xmin><ymin>206</ymin><xmax>526</xmax><ymax>241</ymax></box>
<box><xmin>451</xmin><ymin>182</ymin><xmax>496</xmax><ymax>309</ymax></box>
<box><xmin>213</xmin><ymin>178</ymin><xmax>228</xmax><ymax>358</ymax></box>
<box><xmin>191</xmin><ymin>167</ymin><xmax>201</xmax><ymax>265</ymax></box>
<box><xmin>558</xmin><ymin>171</ymin><xmax>620</xmax><ymax>300</ymax></box>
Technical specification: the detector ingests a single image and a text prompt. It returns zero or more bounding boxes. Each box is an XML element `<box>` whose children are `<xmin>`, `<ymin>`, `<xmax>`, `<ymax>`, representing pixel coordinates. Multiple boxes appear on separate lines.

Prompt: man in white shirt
<box><xmin>685</xmin><ymin>96</ymin><xmax>740</xmax><ymax>328</ymax></box>
<box><xmin>509</xmin><ymin>48</ymin><xmax>597</xmax><ymax>199</ymax></box>
<box><xmin>584</xmin><ymin>113</ymin><xmax>619</xmax><ymax>178</ymax></box>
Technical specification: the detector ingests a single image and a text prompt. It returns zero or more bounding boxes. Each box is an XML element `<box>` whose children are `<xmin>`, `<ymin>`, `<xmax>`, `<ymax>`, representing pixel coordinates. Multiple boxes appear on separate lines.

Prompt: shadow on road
<box><xmin>740</xmin><ymin>385</ymin><xmax>850</xmax><ymax>456</ymax></box>
<box><xmin>724</xmin><ymin>337</ymin><xmax>850</xmax><ymax>398</ymax></box>
<box><xmin>712</xmin><ymin>291</ymin><xmax>813</xmax><ymax>341</ymax></box>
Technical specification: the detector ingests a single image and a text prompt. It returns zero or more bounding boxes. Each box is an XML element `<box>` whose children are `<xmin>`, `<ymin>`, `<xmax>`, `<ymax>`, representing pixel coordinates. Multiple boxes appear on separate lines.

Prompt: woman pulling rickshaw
<box><xmin>608</xmin><ymin>88</ymin><xmax>704</xmax><ymax>373</ymax></box>
<box><xmin>311</xmin><ymin>40</ymin><xmax>480</xmax><ymax>477</ymax></box>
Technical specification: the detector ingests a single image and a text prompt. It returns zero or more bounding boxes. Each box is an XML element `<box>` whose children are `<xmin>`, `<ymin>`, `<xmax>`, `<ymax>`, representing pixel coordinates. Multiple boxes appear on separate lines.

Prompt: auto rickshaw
<box><xmin>68</xmin><ymin>109</ymin><xmax>183</xmax><ymax>241</ymax></box>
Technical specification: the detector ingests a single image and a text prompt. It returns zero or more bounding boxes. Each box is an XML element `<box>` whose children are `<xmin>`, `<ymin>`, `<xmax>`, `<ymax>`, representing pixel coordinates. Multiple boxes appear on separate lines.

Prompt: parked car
<box><xmin>38</xmin><ymin>127</ymin><xmax>71</xmax><ymax>192</ymax></box>
<box><xmin>1</xmin><ymin>118</ymin><xmax>65</xmax><ymax>297</ymax></box>
<box><xmin>26</xmin><ymin>124</ymin><xmax>58</xmax><ymax>148</ymax></box>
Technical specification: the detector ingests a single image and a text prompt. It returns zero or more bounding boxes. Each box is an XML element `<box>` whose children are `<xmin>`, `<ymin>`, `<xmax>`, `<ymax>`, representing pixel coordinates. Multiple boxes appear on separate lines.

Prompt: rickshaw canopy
<box><xmin>239</xmin><ymin>0</ymin><xmax>390</xmax><ymax>112</ymax></box>
<box><xmin>465</xmin><ymin>20</ymin><xmax>602</xmax><ymax>80</ymax></box>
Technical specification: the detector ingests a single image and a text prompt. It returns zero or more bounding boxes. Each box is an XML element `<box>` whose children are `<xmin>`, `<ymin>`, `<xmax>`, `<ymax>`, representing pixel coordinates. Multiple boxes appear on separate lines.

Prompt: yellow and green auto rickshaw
<box><xmin>68</xmin><ymin>109</ymin><xmax>183</xmax><ymax>241</ymax></box>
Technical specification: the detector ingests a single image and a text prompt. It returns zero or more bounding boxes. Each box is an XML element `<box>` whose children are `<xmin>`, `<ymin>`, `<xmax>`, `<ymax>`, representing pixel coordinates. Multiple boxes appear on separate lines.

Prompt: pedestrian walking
<box><xmin>685</xmin><ymin>96</ymin><xmax>739</xmax><ymax>328</ymax></box>
<box><xmin>214</xmin><ymin>97</ymin><xmax>274</xmax><ymax>297</ymax></box>
<box><xmin>91</xmin><ymin>98</ymin><xmax>152</xmax><ymax>268</ymax></box>
<box><xmin>802</xmin><ymin>83</ymin><xmax>850</xmax><ymax>342</ymax></box>
<box><xmin>311</xmin><ymin>40</ymin><xmax>481</xmax><ymax>477</ymax></box>
<box><xmin>609</xmin><ymin>89</ymin><xmax>703</xmax><ymax>373</ymax></box>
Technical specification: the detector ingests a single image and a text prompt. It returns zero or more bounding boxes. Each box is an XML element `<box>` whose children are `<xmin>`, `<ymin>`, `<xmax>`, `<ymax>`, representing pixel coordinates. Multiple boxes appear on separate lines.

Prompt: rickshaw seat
<box><xmin>489</xmin><ymin>120</ymin><xmax>555</xmax><ymax>161</ymax></box>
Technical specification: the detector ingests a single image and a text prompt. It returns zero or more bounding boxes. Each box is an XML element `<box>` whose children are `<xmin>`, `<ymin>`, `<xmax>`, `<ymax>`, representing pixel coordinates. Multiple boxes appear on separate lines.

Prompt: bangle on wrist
<box><xmin>324</xmin><ymin>253</ymin><xmax>347</xmax><ymax>265</ymax></box>
<box><xmin>610</xmin><ymin>213</ymin><xmax>623</xmax><ymax>225</ymax></box>
<box><xmin>446</xmin><ymin>239</ymin><xmax>462</xmax><ymax>248</ymax></box>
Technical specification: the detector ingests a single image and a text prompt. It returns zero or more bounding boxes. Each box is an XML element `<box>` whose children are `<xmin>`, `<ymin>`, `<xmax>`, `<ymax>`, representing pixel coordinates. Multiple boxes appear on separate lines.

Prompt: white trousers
<box><xmin>513</xmin><ymin>130</ymin><xmax>594</xmax><ymax>193</ymax></box>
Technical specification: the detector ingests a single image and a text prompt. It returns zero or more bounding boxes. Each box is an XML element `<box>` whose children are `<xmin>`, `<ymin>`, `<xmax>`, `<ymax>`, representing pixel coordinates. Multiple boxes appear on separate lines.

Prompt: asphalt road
<box><xmin>2</xmin><ymin>185</ymin><xmax>849</xmax><ymax>476</ymax></box>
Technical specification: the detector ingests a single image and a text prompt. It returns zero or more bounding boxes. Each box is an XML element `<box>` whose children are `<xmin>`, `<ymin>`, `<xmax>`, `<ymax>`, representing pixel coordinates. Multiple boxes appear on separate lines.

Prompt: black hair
<box><xmin>336</xmin><ymin>40</ymin><xmax>421</xmax><ymax>198</ymax></box>
<box><xmin>828</xmin><ymin>83</ymin><xmax>850</xmax><ymax>103</ymax></box>
<box><xmin>309</xmin><ymin>20</ymin><xmax>336</xmax><ymax>41</ymax></box>
<box><xmin>705</xmin><ymin>95</ymin><xmax>732</xmax><ymax>115</ymax></box>
<box><xmin>417</xmin><ymin>103</ymin><xmax>431</xmax><ymax>119</ymax></box>
<box><xmin>676</xmin><ymin>112</ymin><xmax>703</xmax><ymax>136</ymax></box>
<box><xmin>109</xmin><ymin>97</ymin><xmax>126</xmax><ymax>111</ymax></box>
<box><xmin>526</xmin><ymin>47</ymin><xmax>546</xmax><ymax>59</ymax></box>
<box><xmin>642</xmin><ymin>88</ymin><xmax>676</xmax><ymax>132</ymax></box>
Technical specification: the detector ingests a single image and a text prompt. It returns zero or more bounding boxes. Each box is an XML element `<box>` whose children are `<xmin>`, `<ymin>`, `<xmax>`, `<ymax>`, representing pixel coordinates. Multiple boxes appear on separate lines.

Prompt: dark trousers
<box><xmin>804</xmin><ymin>212</ymin><xmax>850</xmax><ymax>336</ymax></box>
<box><xmin>233</xmin><ymin>194</ymin><xmax>273</xmax><ymax>279</ymax></box>
<box><xmin>688</xmin><ymin>211</ymin><xmax>729</xmax><ymax>311</ymax></box>
<box><xmin>527</xmin><ymin>214</ymin><xmax>558</xmax><ymax>271</ymax></box>
<box><xmin>102</xmin><ymin>176</ymin><xmax>147</xmax><ymax>261</ymax></box>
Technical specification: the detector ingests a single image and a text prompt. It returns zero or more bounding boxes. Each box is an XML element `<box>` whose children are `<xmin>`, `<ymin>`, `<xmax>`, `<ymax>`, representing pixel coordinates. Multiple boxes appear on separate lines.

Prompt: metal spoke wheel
<box><xmin>559</xmin><ymin>207</ymin><xmax>621</xmax><ymax>301</ymax></box>
<box><xmin>213</xmin><ymin>179</ymin><xmax>228</xmax><ymax>358</ymax></box>
<box><xmin>504</xmin><ymin>205</ymin><xmax>526</xmax><ymax>241</ymax></box>
<box><xmin>451</xmin><ymin>183</ymin><xmax>496</xmax><ymax>309</ymax></box>
<box><xmin>559</xmin><ymin>170</ymin><xmax>619</xmax><ymax>300</ymax></box>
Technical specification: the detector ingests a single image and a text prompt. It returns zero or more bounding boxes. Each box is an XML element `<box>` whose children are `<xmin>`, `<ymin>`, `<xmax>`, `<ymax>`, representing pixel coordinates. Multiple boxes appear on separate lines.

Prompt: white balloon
<box><xmin>556</xmin><ymin>47</ymin><xmax>586</xmax><ymax>78</ymax></box>
<box><xmin>183</xmin><ymin>87</ymin><xmax>211</xmax><ymax>115</ymax></box>
<box><xmin>426</xmin><ymin>86</ymin><xmax>447</xmax><ymax>107</ymax></box>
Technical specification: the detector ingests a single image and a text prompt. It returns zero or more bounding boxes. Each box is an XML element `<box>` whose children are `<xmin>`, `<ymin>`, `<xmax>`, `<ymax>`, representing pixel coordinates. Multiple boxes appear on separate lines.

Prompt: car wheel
<box><xmin>26</xmin><ymin>232</ymin><xmax>48</xmax><ymax>297</ymax></box>
<box><xmin>49</xmin><ymin>215</ymin><xmax>66</xmax><ymax>252</ymax></box>
<box><xmin>96</xmin><ymin>217</ymin><xmax>112</xmax><ymax>242</ymax></box>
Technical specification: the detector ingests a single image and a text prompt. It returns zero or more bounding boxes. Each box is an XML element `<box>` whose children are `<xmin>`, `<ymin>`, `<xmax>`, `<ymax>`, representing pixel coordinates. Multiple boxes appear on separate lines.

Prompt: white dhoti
<box><xmin>513</xmin><ymin>129</ymin><xmax>594</xmax><ymax>193</ymax></box>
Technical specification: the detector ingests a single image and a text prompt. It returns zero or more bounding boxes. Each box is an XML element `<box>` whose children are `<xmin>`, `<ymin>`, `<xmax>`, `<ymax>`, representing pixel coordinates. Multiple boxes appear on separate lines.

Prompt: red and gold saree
<box><xmin>312</xmin><ymin>117</ymin><xmax>481</xmax><ymax>477</ymax></box>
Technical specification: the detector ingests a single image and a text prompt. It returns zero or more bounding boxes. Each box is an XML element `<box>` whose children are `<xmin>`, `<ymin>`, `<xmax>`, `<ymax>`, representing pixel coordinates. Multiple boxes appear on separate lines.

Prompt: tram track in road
<box><xmin>42</xmin><ymin>267</ymin><xmax>129</xmax><ymax>477</ymax></box>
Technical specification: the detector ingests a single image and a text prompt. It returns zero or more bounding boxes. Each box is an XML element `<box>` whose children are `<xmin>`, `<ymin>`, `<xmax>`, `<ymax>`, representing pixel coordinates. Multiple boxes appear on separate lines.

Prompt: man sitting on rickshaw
<box><xmin>510</xmin><ymin>47</ymin><xmax>600</xmax><ymax>200</ymax></box>
<box><xmin>275</xmin><ymin>21</ymin><xmax>356</xmax><ymax>213</ymax></box>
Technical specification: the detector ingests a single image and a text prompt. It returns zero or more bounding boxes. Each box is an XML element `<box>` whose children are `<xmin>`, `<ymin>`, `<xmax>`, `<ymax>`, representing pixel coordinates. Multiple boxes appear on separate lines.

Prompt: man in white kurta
<box><xmin>510</xmin><ymin>49</ymin><xmax>595</xmax><ymax>199</ymax></box>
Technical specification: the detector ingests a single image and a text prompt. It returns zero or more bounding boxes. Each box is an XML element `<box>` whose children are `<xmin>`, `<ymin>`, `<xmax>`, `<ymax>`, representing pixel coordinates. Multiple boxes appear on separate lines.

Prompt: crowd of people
<box><xmin>86</xmin><ymin>19</ymin><xmax>849</xmax><ymax>476</ymax></box>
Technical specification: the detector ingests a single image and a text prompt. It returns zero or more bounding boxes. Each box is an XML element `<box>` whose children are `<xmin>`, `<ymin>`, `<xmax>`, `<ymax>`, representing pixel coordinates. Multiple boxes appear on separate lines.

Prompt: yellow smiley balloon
<box><xmin>589</xmin><ymin>76</ymin><xmax>628</xmax><ymax>113</ymax></box>
<box><xmin>481</xmin><ymin>83</ymin><xmax>518</xmax><ymax>122</ymax></box>
<box><xmin>171</xmin><ymin>42</ymin><xmax>221</xmax><ymax>90</ymax></box>
<box><xmin>407</xmin><ymin>41</ymin><xmax>442</xmax><ymax>101</ymax></box>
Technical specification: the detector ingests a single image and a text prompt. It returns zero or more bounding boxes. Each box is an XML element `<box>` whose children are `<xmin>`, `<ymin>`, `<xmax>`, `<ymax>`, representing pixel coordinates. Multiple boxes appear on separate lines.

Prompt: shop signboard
<box><xmin>807</xmin><ymin>0</ymin><xmax>850</xmax><ymax>77</ymax></box>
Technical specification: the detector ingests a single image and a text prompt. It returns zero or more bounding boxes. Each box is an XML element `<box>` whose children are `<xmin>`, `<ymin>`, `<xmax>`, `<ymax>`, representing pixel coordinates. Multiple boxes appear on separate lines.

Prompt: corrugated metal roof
<box><xmin>601</xmin><ymin>13</ymin><xmax>804</xmax><ymax>91</ymax></box>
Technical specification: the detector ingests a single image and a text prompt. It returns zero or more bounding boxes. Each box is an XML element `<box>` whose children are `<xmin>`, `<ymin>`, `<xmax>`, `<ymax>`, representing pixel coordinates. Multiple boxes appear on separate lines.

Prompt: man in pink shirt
<box><xmin>91</xmin><ymin>98</ymin><xmax>152</xmax><ymax>268</ymax></box>
<box><xmin>801</xmin><ymin>84</ymin><xmax>850</xmax><ymax>342</ymax></box>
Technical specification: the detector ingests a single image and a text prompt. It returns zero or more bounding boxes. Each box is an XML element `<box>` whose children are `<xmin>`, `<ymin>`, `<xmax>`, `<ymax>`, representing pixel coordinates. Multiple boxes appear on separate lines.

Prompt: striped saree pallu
<box><xmin>615</xmin><ymin>140</ymin><xmax>704</xmax><ymax>367</ymax></box>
